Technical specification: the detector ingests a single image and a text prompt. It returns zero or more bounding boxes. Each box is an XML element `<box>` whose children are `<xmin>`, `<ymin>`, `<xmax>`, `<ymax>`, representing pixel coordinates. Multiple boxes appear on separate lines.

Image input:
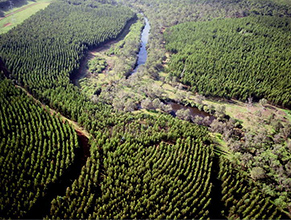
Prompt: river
<box><xmin>130</xmin><ymin>16</ymin><xmax>150</xmax><ymax>75</ymax></box>
<box><xmin>133</xmin><ymin>17</ymin><xmax>215</xmax><ymax>121</ymax></box>
<box><xmin>72</xmin><ymin>14</ymin><xmax>215</xmax><ymax>122</ymax></box>
<box><xmin>71</xmin><ymin>15</ymin><xmax>138</xmax><ymax>86</ymax></box>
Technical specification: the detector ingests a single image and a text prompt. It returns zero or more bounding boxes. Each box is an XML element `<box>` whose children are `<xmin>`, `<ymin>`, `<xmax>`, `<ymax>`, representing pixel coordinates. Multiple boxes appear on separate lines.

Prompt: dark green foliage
<box><xmin>218</xmin><ymin>157</ymin><xmax>286</xmax><ymax>219</ymax></box>
<box><xmin>1</xmin><ymin>0</ymin><xmax>290</xmax><ymax>218</ymax></box>
<box><xmin>0</xmin><ymin>0</ymin><xmax>26</xmax><ymax>3</ymax></box>
<box><xmin>49</xmin><ymin>113</ymin><xmax>213</xmax><ymax>219</ymax></box>
<box><xmin>119</xmin><ymin>0</ymin><xmax>291</xmax><ymax>28</ymax></box>
<box><xmin>0</xmin><ymin>0</ymin><xmax>134</xmax><ymax>91</ymax></box>
<box><xmin>0</xmin><ymin>79</ymin><xmax>79</xmax><ymax>218</ymax></box>
<box><xmin>49</xmin><ymin>145</ymin><xmax>100</xmax><ymax>219</ymax></box>
<box><xmin>0</xmin><ymin>0</ymin><xmax>135</xmax><ymax>134</ymax></box>
<box><xmin>165</xmin><ymin>16</ymin><xmax>291</xmax><ymax>107</ymax></box>
<box><xmin>235</xmin><ymin>128</ymin><xmax>291</xmax><ymax>209</ymax></box>
<box><xmin>118</xmin><ymin>0</ymin><xmax>291</xmax><ymax>78</ymax></box>
<box><xmin>47</xmin><ymin>111</ymin><xmax>288</xmax><ymax>219</ymax></box>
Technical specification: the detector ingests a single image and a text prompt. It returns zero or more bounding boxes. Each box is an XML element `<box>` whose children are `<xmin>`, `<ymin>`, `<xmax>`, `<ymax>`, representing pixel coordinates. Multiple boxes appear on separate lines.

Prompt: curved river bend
<box><xmin>74</xmin><ymin>14</ymin><xmax>214</xmax><ymax>121</ymax></box>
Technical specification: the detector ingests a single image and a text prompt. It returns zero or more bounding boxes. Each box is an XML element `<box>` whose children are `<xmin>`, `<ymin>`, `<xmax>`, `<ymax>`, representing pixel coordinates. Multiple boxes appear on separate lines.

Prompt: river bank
<box><xmin>128</xmin><ymin>15</ymin><xmax>150</xmax><ymax>76</ymax></box>
<box><xmin>71</xmin><ymin>14</ymin><xmax>138</xmax><ymax>86</ymax></box>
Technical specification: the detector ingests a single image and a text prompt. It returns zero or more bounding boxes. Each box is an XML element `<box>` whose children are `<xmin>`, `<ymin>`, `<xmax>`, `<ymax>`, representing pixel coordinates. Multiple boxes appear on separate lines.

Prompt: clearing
<box><xmin>0</xmin><ymin>0</ymin><xmax>51</xmax><ymax>34</ymax></box>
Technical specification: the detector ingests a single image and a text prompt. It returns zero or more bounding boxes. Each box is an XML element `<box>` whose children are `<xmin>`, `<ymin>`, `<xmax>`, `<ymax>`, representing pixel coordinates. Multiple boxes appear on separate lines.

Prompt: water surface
<box><xmin>131</xmin><ymin>16</ymin><xmax>150</xmax><ymax>74</ymax></box>
<box><xmin>169</xmin><ymin>102</ymin><xmax>215</xmax><ymax>122</ymax></box>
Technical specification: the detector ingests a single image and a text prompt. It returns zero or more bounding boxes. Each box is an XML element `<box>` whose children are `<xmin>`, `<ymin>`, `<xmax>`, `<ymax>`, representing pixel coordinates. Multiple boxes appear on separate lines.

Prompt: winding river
<box><xmin>71</xmin><ymin>16</ymin><xmax>137</xmax><ymax>86</ymax></box>
<box><xmin>130</xmin><ymin>16</ymin><xmax>150</xmax><ymax>74</ymax></box>
<box><xmin>72</xmin><ymin>15</ymin><xmax>150</xmax><ymax>85</ymax></box>
<box><xmin>73</xmin><ymin>14</ymin><xmax>215</xmax><ymax>121</ymax></box>
<box><xmin>133</xmin><ymin>17</ymin><xmax>214</xmax><ymax>121</ymax></box>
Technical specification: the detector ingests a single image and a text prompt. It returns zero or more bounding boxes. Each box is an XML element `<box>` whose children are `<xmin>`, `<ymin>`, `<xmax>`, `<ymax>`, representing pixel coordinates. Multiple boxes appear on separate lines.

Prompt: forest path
<box><xmin>15</xmin><ymin>85</ymin><xmax>90</xmax><ymax>138</ymax></box>
<box><xmin>15</xmin><ymin>84</ymin><xmax>91</xmax><ymax>219</ymax></box>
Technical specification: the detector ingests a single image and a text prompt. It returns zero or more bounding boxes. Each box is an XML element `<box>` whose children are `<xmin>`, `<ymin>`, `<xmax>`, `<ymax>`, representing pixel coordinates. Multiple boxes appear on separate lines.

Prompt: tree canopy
<box><xmin>165</xmin><ymin>16</ymin><xmax>291</xmax><ymax>107</ymax></box>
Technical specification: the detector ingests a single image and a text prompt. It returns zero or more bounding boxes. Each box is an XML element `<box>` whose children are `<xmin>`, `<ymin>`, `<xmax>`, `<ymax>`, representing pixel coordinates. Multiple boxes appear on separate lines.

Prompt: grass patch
<box><xmin>132</xmin><ymin>109</ymin><xmax>159</xmax><ymax>116</ymax></box>
<box><xmin>203</xmin><ymin>98</ymin><xmax>291</xmax><ymax>135</ymax></box>
<box><xmin>159</xmin><ymin>83</ymin><xmax>178</xmax><ymax>99</ymax></box>
<box><xmin>0</xmin><ymin>1</ymin><xmax>51</xmax><ymax>34</ymax></box>
<box><xmin>2</xmin><ymin>0</ymin><xmax>50</xmax><ymax>15</ymax></box>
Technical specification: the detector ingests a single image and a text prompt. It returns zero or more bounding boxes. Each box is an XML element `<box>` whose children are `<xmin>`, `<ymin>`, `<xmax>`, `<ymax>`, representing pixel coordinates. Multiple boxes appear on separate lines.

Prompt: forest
<box><xmin>0</xmin><ymin>75</ymin><xmax>80</xmax><ymax>218</ymax></box>
<box><xmin>0</xmin><ymin>0</ymin><xmax>291</xmax><ymax>219</ymax></box>
<box><xmin>164</xmin><ymin>16</ymin><xmax>291</xmax><ymax>107</ymax></box>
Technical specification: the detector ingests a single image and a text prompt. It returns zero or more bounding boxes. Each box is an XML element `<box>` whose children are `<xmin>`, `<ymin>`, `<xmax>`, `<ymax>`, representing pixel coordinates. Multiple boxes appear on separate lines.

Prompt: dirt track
<box><xmin>0</xmin><ymin>2</ymin><xmax>41</xmax><ymax>21</ymax></box>
<box><xmin>15</xmin><ymin>85</ymin><xmax>90</xmax><ymax>138</ymax></box>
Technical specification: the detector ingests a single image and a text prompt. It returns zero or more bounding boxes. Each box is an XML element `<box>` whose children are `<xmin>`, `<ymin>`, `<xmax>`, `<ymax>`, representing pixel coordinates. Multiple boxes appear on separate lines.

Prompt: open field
<box><xmin>0</xmin><ymin>0</ymin><xmax>51</xmax><ymax>34</ymax></box>
<box><xmin>204</xmin><ymin>99</ymin><xmax>291</xmax><ymax>132</ymax></box>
